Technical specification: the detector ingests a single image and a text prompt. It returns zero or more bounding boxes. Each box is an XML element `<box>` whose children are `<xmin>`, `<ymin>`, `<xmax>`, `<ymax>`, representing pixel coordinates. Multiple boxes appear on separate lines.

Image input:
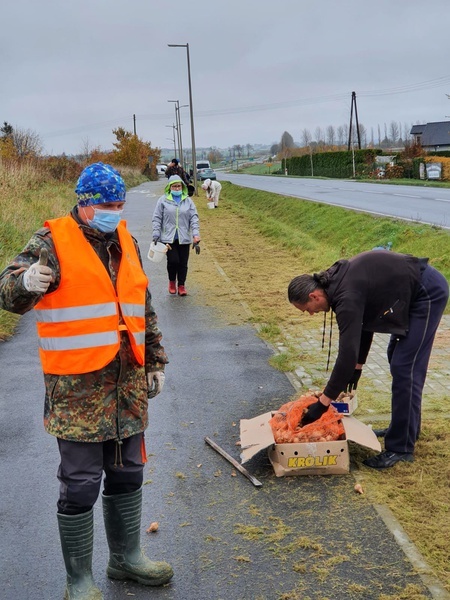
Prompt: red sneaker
<box><xmin>178</xmin><ymin>285</ymin><xmax>187</xmax><ymax>296</ymax></box>
<box><xmin>168</xmin><ymin>281</ymin><xmax>177</xmax><ymax>294</ymax></box>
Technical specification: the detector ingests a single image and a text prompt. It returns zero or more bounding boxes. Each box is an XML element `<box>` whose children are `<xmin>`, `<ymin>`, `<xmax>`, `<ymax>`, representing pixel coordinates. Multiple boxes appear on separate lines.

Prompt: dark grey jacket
<box><xmin>323</xmin><ymin>250</ymin><xmax>423</xmax><ymax>399</ymax></box>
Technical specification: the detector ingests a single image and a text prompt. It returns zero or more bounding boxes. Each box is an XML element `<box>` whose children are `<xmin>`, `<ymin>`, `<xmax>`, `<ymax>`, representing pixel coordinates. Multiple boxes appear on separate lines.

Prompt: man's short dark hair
<box><xmin>172</xmin><ymin>158</ymin><xmax>179</xmax><ymax>165</ymax></box>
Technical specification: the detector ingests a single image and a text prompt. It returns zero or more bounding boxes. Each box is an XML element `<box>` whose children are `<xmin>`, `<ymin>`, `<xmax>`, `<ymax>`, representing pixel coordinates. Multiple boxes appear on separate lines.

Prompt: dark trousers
<box><xmin>386</xmin><ymin>265</ymin><xmax>449</xmax><ymax>453</ymax></box>
<box><xmin>166</xmin><ymin>240</ymin><xmax>190</xmax><ymax>285</ymax></box>
<box><xmin>56</xmin><ymin>433</ymin><xmax>145</xmax><ymax>515</ymax></box>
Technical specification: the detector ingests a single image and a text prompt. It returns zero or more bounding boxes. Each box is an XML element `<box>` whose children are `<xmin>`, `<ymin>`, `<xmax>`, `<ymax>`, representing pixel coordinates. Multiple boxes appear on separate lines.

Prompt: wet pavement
<box><xmin>1</xmin><ymin>179</ymin><xmax>448</xmax><ymax>600</ymax></box>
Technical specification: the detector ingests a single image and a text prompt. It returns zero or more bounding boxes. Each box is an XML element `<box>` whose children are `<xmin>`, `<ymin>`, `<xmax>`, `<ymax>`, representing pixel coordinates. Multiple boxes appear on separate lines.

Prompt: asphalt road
<box><xmin>219</xmin><ymin>173</ymin><xmax>450</xmax><ymax>228</ymax></box>
<box><xmin>0</xmin><ymin>180</ymin><xmax>444</xmax><ymax>600</ymax></box>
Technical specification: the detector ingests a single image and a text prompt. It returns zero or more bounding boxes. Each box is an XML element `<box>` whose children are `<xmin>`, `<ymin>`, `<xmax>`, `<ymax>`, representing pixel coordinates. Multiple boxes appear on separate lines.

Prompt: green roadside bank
<box><xmin>190</xmin><ymin>180</ymin><xmax>450</xmax><ymax>594</ymax></box>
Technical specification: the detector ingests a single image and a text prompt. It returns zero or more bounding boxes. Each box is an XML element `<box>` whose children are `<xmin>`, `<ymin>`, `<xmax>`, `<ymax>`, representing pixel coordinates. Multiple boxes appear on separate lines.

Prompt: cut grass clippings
<box><xmin>189</xmin><ymin>180</ymin><xmax>450</xmax><ymax>592</ymax></box>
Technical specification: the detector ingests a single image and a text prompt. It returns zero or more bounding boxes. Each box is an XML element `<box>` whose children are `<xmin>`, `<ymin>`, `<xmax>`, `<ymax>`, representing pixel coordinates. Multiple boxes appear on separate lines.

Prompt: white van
<box><xmin>156</xmin><ymin>164</ymin><xmax>167</xmax><ymax>175</ymax></box>
<box><xmin>196</xmin><ymin>160</ymin><xmax>210</xmax><ymax>171</ymax></box>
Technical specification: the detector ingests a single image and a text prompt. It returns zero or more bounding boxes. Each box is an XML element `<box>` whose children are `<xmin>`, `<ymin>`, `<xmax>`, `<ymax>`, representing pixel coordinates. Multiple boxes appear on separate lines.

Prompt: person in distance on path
<box><xmin>288</xmin><ymin>250</ymin><xmax>448</xmax><ymax>469</ymax></box>
<box><xmin>152</xmin><ymin>174</ymin><xmax>200</xmax><ymax>297</ymax></box>
<box><xmin>164</xmin><ymin>157</ymin><xmax>190</xmax><ymax>186</ymax></box>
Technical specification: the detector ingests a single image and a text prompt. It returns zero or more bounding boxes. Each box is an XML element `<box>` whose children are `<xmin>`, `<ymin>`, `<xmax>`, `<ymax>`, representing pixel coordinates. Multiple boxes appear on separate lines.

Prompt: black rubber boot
<box><xmin>102</xmin><ymin>488</ymin><xmax>173</xmax><ymax>586</ymax></box>
<box><xmin>57</xmin><ymin>510</ymin><xmax>103</xmax><ymax>600</ymax></box>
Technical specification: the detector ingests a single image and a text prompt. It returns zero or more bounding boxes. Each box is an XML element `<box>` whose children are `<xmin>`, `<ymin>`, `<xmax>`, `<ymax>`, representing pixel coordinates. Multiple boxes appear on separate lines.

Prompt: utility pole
<box><xmin>347</xmin><ymin>91</ymin><xmax>361</xmax><ymax>151</ymax></box>
<box><xmin>178</xmin><ymin>104</ymin><xmax>188</xmax><ymax>171</ymax></box>
<box><xmin>168</xmin><ymin>43</ymin><xmax>198</xmax><ymax>195</ymax></box>
<box><xmin>169</xmin><ymin>100</ymin><xmax>186</xmax><ymax>169</ymax></box>
<box><xmin>133</xmin><ymin>114</ymin><xmax>137</xmax><ymax>136</ymax></box>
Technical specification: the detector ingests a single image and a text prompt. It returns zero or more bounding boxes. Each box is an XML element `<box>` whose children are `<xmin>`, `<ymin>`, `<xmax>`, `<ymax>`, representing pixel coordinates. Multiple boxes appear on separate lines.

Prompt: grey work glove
<box><xmin>192</xmin><ymin>242</ymin><xmax>201</xmax><ymax>255</ymax></box>
<box><xmin>22</xmin><ymin>248</ymin><xmax>53</xmax><ymax>293</ymax></box>
<box><xmin>147</xmin><ymin>371</ymin><xmax>165</xmax><ymax>398</ymax></box>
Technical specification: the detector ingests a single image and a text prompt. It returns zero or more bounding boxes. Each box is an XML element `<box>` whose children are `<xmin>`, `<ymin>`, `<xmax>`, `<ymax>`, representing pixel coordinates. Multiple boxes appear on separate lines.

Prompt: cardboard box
<box><xmin>240</xmin><ymin>411</ymin><xmax>381</xmax><ymax>477</ymax></box>
<box><xmin>331</xmin><ymin>392</ymin><xmax>358</xmax><ymax>415</ymax></box>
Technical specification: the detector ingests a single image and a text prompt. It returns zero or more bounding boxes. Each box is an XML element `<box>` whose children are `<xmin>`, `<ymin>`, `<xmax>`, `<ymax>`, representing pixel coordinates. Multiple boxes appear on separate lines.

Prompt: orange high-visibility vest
<box><xmin>34</xmin><ymin>215</ymin><xmax>148</xmax><ymax>375</ymax></box>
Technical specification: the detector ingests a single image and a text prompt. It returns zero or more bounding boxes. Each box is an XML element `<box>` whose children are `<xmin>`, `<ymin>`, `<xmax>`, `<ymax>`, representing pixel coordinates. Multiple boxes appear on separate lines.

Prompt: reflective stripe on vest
<box><xmin>34</xmin><ymin>216</ymin><xmax>147</xmax><ymax>374</ymax></box>
<box><xmin>39</xmin><ymin>330</ymin><xmax>119</xmax><ymax>351</ymax></box>
<box><xmin>35</xmin><ymin>302</ymin><xmax>117</xmax><ymax>323</ymax></box>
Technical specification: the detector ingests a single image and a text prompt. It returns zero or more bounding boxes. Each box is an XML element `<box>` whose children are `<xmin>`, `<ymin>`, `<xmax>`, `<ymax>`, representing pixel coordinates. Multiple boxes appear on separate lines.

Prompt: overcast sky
<box><xmin>3</xmin><ymin>0</ymin><xmax>450</xmax><ymax>156</ymax></box>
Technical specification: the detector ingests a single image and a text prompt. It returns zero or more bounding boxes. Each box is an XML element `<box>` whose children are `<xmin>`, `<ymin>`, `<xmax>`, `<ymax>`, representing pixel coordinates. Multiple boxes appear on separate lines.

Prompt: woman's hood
<box><xmin>164</xmin><ymin>175</ymin><xmax>188</xmax><ymax>198</ymax></box>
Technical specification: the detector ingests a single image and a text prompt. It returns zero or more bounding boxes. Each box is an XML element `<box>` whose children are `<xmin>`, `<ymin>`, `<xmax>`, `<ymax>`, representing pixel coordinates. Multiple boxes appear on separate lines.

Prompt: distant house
<box><xmin>410</xmin><ymin>121</ymin><xmax>450</xmax><ymax>151</ymax></box>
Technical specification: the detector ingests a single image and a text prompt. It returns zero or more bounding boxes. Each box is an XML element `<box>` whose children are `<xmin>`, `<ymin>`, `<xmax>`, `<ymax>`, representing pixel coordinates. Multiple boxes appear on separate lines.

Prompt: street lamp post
<box><xmin>165</xmin><ymin>124</ymin><xmax>177</xmax><ymax>157</ymax></box>
<box><xmin>168</xmin><ymin>100</ymin><xmax>182</xmax><ymax>166</ymax></box>
<box><xmin>177</xmin><ymin>104</ymin><xmax>189</xmax><ymax>172</ymax></box>
<box><xmin>168</xmin><ymin>43</ymin><xmax>198</xmax><ymax>195</ymax></box>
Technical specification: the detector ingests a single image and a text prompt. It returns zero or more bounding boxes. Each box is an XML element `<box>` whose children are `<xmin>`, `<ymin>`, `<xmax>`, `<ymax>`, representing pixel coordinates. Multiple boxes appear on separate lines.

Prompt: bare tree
<box><xmin>358</xmin><ymin>123</ymin><xmax>367</xmax><ymax>148</ymax></box>
<box><xmin>233</xmin><ymin>144</ymin><xmax>243</xmax><ymax>158</ymax></box>
<box><xmin>80</xmin><ymin>137</ymin><xmax>93</xmax><ymax>162</ymax></box>
<box><xmin>389</xmin><ymin>121</ymin><xmax>399</xmax><ymax>145</ymax></box>
<box><xmin>12</xmin><ymin>127</ymin><xmax>42</xmax><ymax>158</ymax></box>
<box><xmin>208</xmin><ymin>147</ymin><xmax>223</xmax><ymax>164</ymax></box>
<box><xmin>326</xmin><ymin>125</ymin><xmax>336</xmax><ymax>146</ymax></box>
<box><xmin>301</xmin><ymin>128</ymin><xmax>312</xmax><ymax>147</ymax></box>
<box><xmin>336</xmin><ymin>126</ymin><xmax>344</xmax><ymax>147</ymax></box>
<box><xmin>342</xmin><ymin>124</ymin><xmax>349</xmax><ymax>148</ymax></box>
<box><xmin>405</xmin><ymin>122</ymin><xmax>412</xmax><ymax>143</ymax></box>
<box><xmin>314</xmin><ymin>126</ymin><xmax>324</xmax><ymax>145</ymax></box>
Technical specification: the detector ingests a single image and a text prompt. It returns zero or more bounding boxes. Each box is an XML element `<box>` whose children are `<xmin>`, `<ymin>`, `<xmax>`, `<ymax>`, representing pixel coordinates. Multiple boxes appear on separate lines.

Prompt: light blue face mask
<box><xmin>171</xmin><ymin>190</ymin><xmax>182</xmax><ymax>197</ymax></box>
<box><xmin>87</xmin><ymin>207</ymin><xmax>124</xmax><ymax>233</ymax></box>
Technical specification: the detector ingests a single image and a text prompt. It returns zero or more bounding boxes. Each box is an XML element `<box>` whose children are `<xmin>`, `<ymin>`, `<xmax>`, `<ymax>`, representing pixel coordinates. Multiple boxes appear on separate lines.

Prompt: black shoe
<box><xmin>363</xmin><ymin>451</ymin><xmax>414</xmax><ymax>469</ymax></box>
<box><xmin>373</xmin><ymin>428</ymin><xmax>388</xmax><ymax>438</ymax></box>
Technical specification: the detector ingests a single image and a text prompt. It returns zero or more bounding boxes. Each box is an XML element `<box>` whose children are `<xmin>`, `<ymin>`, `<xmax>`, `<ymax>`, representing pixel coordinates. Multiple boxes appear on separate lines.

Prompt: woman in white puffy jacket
<box><xmin>201</xmin><ymin>178</ymin><xmax>222</xmax><ymax>208</ymax></box>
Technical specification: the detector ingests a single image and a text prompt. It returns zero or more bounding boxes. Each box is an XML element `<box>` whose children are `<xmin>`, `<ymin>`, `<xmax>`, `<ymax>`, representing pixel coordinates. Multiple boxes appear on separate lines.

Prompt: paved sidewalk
<box><xmin>284</xmin><ymin>316</ymin><xmax>450</xmax><ymax>401</ymax></box>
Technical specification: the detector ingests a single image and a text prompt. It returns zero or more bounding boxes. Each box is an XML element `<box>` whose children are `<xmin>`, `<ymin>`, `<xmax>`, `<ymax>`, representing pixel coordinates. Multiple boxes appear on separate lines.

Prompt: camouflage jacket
<box><xmin>0</xmin><ymin>207</ymin><xmax>168</xmax><ymax>442</ymax></box>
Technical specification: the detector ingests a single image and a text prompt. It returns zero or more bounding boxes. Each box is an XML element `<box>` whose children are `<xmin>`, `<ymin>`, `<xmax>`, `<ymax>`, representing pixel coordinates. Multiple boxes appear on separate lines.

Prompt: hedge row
<box><xmin>284</xmin><ymin>149</ymin><xmax>382</xmax><ymax>178</ymax></box>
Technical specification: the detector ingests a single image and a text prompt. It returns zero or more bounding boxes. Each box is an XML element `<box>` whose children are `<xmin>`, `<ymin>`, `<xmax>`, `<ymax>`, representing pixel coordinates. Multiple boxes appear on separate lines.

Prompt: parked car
<box><xmin>156</xmin><ymin>164</ymin><xmax>167</xmax><ymax>175</ymax></box>
<box><xmin>197</xmin><ymin>167</ymin><xmax>217</xmax><ymax>181</ymax></box>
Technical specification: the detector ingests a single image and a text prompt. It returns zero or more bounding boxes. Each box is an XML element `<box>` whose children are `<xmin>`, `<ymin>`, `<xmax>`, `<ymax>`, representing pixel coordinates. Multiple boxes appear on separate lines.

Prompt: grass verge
<box><xmin>190</xmin><ymin>180</ymin><xmax>450</xmax><ymax>592</ymax></box>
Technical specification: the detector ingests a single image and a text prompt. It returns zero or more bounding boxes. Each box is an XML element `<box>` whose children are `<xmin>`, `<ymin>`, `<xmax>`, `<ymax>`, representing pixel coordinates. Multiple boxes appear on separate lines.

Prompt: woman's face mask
<box><xmin>87</xmin><ymin>207</ymin><xmax>124</xmax><ymax>233</ymax></box>
<box><xmin>171</xmin><ymin>184</ymin><xmax>183</xmax><ymax>198</ymax></box>
<box><xmin>170</xmin><ymin>183</ymin><xmax>183</xmax><ymax>198</ymax></box>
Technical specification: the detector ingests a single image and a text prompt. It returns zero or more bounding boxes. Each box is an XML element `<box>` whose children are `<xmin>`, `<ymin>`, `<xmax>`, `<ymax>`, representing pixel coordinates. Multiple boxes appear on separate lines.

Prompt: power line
<box><xmin>42</xmin><ymin>76</ymin><xmax>450</xmax><ymax>141</ymax></box>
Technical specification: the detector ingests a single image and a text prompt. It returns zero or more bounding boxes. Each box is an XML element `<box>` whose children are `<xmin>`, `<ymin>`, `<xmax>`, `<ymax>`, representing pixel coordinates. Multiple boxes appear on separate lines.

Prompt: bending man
<box><xmin>288</xmin><ymin>250</ymin><xmax>448</xmax><ymax>469</ymax></box>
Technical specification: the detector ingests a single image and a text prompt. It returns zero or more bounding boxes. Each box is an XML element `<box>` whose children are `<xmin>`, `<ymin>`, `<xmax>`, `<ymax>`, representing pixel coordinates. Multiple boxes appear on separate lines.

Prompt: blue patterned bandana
<box><xmin>75</xmin><ymin>162</ymin><xmax>126</xmax><ymax>206</ymax></box>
